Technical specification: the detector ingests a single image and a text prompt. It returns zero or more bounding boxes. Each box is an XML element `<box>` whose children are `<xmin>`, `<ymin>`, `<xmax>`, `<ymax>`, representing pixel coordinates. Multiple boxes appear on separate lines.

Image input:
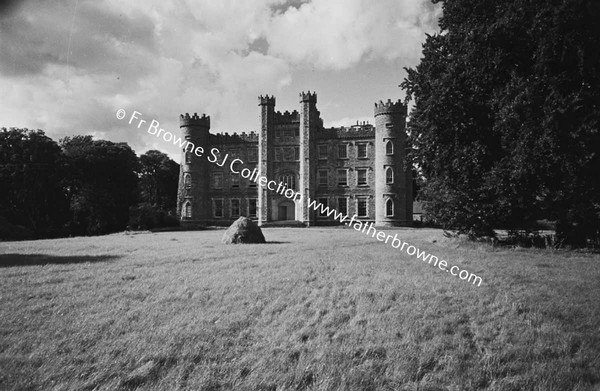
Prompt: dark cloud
<box><xmin>0</xmin><ymin>0</ymin><xmax>157</xmax><ymax>77</ymax></box>
<box><xmin>271</xmin><ymin>0</ymin><xmax>310</xmax><ymax>14</ymax></box>
<box><xmin>0</xmin><ymin>0</ymin><xmax>23</xmax><ymax>18</ymax></box>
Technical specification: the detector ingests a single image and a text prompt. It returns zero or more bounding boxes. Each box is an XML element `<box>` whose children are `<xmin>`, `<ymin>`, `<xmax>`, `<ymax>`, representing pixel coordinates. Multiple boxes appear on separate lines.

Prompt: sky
<box><xmin>0</xmin><ymin>0</ymin><xmax>441</xmax><ymax>159</ymax></box>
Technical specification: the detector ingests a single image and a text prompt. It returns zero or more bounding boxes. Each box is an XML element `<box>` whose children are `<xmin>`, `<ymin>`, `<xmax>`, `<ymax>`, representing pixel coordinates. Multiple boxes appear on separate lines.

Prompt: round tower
<box><xmin>177</xmin><ymin>112</ymin><xmax>211</xmax><ymax>225</ymax></box>
<box><xmin>374</xmin><ymin>99</ymin><xmax>412</xmax><ymax>226</ymax></box>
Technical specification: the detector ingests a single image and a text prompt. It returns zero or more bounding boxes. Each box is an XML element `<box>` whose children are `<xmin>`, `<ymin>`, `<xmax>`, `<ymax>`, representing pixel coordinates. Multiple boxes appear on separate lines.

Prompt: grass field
<box><xmin>1</xmin><ymin>228</ymin><xmax>599</xmax><ymax>390</ymax></box>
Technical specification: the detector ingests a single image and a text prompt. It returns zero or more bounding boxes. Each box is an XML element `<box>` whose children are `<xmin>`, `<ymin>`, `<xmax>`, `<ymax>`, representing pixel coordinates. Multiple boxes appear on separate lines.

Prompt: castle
<box><xmin>176</xmin><ymin>92</ymin><xmax>412</xmax><ymax>227</ymax></box>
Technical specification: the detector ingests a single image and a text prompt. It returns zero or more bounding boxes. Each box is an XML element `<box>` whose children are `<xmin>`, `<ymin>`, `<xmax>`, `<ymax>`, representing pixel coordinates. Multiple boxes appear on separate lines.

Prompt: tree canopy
<box><xmin>402</xmin><ymin>0</ymin><xmax>600</xmax><ymax>246</ymax></box>
<box><xmin>0</xmin><ymin>129</ymin><xmax>180</xmax><ymax>239</ymax></box>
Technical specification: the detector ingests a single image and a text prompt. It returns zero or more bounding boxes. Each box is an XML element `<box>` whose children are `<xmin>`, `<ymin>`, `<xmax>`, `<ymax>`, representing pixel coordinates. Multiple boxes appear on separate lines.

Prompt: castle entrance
<box><xmin>277</xmin><ymin>201</ymin><xmax>295</xmax><ymax>221</ymax></box>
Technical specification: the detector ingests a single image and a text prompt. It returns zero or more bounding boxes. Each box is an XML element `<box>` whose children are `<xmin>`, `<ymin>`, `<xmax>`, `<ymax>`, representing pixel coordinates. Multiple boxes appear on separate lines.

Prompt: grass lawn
<box><xmin>0</xmin><ymin>228</ymin><xmax>599</xmax><ymax>390</ymax></box>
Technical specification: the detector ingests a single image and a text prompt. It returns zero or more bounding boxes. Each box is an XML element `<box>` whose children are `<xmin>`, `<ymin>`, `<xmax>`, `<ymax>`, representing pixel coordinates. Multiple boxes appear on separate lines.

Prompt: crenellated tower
<box><xmin>177</xmin><ymin>112</ymin><xmax>211</xmax><ymax>225</ymax></box>
<box><xmin>374</xmin><ymin>99</ymin><xmax>412</xmax><ymax>226</ymax></box>
<box><xmin>298</xmin><ymin>91</ymin><xmax>318</xmax><ymax>226</ymax></box>
<box><xmin>258</xmin><ymin>95</ymin><xmax>276</xmax><ymax>225</ymax></box>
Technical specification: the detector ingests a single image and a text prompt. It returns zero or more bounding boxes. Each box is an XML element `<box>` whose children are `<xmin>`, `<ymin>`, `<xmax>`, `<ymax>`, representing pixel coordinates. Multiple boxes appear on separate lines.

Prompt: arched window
<box><xmin>386</xmin><ymin>140</ymin><xmax>394</xmax><ymax>155</ymax></box>
<box><xmin>183</xmin><ymin>201</ymin><xmax>192</xmax><ymax>219</ymax></box>
<box><xmin>279</xmin><ymin>174</ymin><xmax>296</xmax><ymax>190</ymax></box>
<box><xmin>185</xmin><ymin>152</ymin><xmax>192</xmax><ymax>164</ymax></box>
<box><xmin>386</xmin><ymin>199</ymin><xmax>394</xmax><ymax>217</ymax></box>
<box><xmin>385</xmin><ymin>167</ymin><xmax>394</xmax><ymax>184</ymax></box>
<box><xmin>184</xmin><ymin>173</ymin><xmax>192</xmax><ymax>189</ymax></box>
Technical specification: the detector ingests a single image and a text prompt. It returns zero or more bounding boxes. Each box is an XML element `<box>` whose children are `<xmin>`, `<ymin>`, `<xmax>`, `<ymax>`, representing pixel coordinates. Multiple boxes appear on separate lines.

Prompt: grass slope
<box><xmin>0</xmin><ymin>228</ymin><xmax>599</xmax><ymax>390</ymax></box>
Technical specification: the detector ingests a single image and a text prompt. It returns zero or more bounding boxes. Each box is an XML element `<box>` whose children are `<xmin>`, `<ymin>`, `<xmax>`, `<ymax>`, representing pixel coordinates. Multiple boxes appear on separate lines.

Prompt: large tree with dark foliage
<box><xmin>138</xmin><ymin>150</ymin><xmax>179</xmax><ymax>211</ymax></box>
<box><xmin>128</xmin><ymin>150</ymin><xmax>180</xmax><ymax>230</ymax></box>
<box><xmin>0</xmin><ymin>128</ymin><xmax>69</xmax><ymax>238</ymax></box>
<box><xmin>61</xmin><ymin>136</ymin><xmax>139</xmax><ymax>235</ymax></box>
<box><xmin>402</xmin><ymin>0</ymin><xmax>600</xmax><ymax>246</ymax></box>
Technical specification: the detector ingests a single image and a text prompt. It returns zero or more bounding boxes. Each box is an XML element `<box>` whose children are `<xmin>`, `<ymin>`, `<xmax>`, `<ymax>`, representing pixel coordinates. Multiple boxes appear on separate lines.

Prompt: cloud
<box><xmin>0</xmin><ymin>0</ymin><xmax>156</xmax><ymax>77</ymax></box>
<box><xmin>0</xmin><ymin>0</ymin><xmax>439</xmax><ymax>159</ymax></box>
<box><xmin>267</xmin><ymin>0</ymin><xmax>440</xmax><ymax>70</ymax></box>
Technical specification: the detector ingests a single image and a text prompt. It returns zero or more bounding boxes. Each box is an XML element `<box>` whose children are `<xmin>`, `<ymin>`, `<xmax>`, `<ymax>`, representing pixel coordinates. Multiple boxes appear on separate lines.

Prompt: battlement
<box><xmin>210</xmin><ymin>131</ymin><xmax>259</xmax><ymax>143</ymax></box>
<box><xmin>258</xmin><ymin>94</ymin><xmax>276</xmax><ymax>106</ymax></box>
<box><xmin>299</xmin><ymin>91</ymin><xmax>317</xmax><ymax>103</ymax></box>
<box><xmin>274</xmin><ymin>110</ymin><xmax>300</xmax><ymax>124</ymax></box>
<box><xmin>317</xmin><ymin>125</ymin><xmax>375</xmax><ymax>140</ymax></box>
<box><xmin>374</xmin><ymin>99</ymin><xmax>407</xmax><ymax>117</ymax></box>
<box><xmin>180</xmin><ymin>112</ymin><xmax>210</xmax><ymax>128</ymax></box>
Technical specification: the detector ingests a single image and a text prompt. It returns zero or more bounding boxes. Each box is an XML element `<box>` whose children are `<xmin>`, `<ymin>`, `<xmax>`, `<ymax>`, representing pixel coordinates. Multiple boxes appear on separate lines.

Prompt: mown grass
<box><xmin>0</xmin><ymin>228</ymin><xmax>599</xmax><ymax>390</ymax></box>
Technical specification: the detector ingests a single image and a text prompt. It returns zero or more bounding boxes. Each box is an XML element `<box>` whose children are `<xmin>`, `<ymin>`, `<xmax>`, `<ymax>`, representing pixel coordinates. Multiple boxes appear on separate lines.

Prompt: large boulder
<box><xmin>221</xmin><ymin>216</ymin><xmax>266</xmax><ymax>244</ymax></box>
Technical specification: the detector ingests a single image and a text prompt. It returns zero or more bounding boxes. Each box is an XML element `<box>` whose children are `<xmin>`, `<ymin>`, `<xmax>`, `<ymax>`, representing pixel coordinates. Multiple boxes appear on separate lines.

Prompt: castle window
<box><xmin>294</xmin><ymin>146</ymin><xmax>300</xmax><ymax>161</ymax></box>
<box><xmin>212</xmin><ymin>172</ymin><xmax>223</xmax><ymax>189</ymax></box>
<box><xmin>386</xmin><ymin>199</ymin><xmax>394</xmax><ymax>217</ymax></box>
<box><xmin>284</xmin><ymin>147</ymin><xmax>294</xmax><ymax>161</ymax></box>
<box><xmin>338</xmin><ymin>197</ymin><xmax>348</xmax><ymax>216</ymax></box>
<box><xmin>279</xmin><ymin>174</ymin><xmax>296</xmax><ymax>190</ymax></box>
<box><xmin>185</xmin><ymin>152</ymin><xmax>192</xmax><ymax>164</ymax></box>
<box><xmin>318</xmin><ymin>145</ymin><xmax>328</xmax><ymax>159</ymax></box>
<box><xmin>318</xmin><ymin>170</ymin><xmax>328</xmax><ymax>187</ymax></box>
<box><xmin>231</xmin><ymin>174</ymin><xmax>240</xmax><ymax>188</ymax></box>
<box><xmin>213</xmin><ymin>199</ymin><xmax>223</xmax><ymax>218</ymax></box>
<box><xmin>386</xmin><ymin>140</ymin><xmax>394</xmax><ymax>155</ymax></box>
<box><xmin>275</xmin><ymin>148</ymin><xmax>283</xmax><ymax>161</ymax></box>
<box><xmin>248</xmin><ymin>148</ymin><xmax>258</xmax><ymax>162</ymax></box>
<box><xmin>357</xmin><ymin>169</ymin><xmax>368</xmax><ymax>186</ymax></box>
<box><xmin>184</xmin><ymin>173</ymin><xmax>192</xmax><ymax>189</ymax></box>
<box><xmin>338</xmin><ymin>144</ymin><xmax>348</xmax><ymax>159</ymax></box>
<box><xmin>357</xmin><ymin>143</ymin><xmax>368</xmax><ymax>158</ymax></box>
<box><xmin>317</xmin><ymin>198</ymin><xmax>328</xmax><ymax>217</ymax></box>
<box><xmin>182</xmin><ymin>201</ymin><xmax>192</xmax><ymax>219</ymax></box>
<box><xmin>386</xmin><ymin>167</ymin><xmax>394</xmax><ymax>184</ymax></box>
<box><xmin>248</xmin><ymin>198</ymin><xmax>257</xmax><ymax>217</ymax></box>
<box><xmin>231</xmin><ymin>199</ymin><xmax>240</xmax><ymax>218</ymax></box>
<box><xmin>337</xmin><ymin>169</ymin><xmax>348</xmax><ymax>186</ymax></box>
<box><xmin>357</xmin><ymin>198</ymin><xmax>368</xmax><ymax>217</ymax></box>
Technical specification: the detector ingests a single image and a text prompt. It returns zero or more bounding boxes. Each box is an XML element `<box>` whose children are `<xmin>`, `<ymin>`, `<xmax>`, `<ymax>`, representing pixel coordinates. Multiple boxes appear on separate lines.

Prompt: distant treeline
<box><xmin>0</xmin><ymin>128</ymin><xmax>180</xmax><ymax>240</ymax></box>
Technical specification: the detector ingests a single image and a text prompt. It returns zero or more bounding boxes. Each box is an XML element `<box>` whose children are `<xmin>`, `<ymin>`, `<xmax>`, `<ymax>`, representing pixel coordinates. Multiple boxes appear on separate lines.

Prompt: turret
<box><xmin>177</xmin><ymin>112</ymin><xmax>211</xmax><ymax>225</ymax></box>
<box><xmin>258</xmin><ymin>95</ymin><xmax>276</xmax><ymax>225</ymax></box>
<box><xmin>374</xmin><ymin>99</ymin><xmax>412</xmax><ymax>226</ymax></box>
<box><xmin>298</xmin><ymin>91</ymin><xmax>319</xmax><ymax>226</ymax></box>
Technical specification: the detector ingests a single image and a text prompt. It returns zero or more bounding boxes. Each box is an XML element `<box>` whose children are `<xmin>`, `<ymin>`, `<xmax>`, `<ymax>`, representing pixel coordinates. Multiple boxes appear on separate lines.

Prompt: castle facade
<box><xmin>176</xmin><ymin>92</ymin><xmax>412</xmax><ymax>227</ymax></box>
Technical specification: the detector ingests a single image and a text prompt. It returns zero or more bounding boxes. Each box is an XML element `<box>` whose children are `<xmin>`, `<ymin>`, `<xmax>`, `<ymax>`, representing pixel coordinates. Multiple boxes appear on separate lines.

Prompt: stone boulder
<box><xmin>221</xmin><ymin>216</ymin><xmax>266</xmax><ymax>244</ymax></box>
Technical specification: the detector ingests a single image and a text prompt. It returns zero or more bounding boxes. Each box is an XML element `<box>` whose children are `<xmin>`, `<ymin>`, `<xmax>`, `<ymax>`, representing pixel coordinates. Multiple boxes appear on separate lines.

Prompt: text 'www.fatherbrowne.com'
<box><xmin>118</xmin><ymin>109</ymin><xmax>483</xmax><ymax>287</ymax></box>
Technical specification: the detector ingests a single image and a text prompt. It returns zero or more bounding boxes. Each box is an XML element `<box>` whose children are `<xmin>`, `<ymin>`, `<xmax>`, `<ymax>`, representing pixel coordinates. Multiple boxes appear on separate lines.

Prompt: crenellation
<box><xmin>274</xmin><ymin>109</ymin><xmax>300</xmax><ymax>124</ymax></box>
<box><xmin>374</xmin><ymin>99</ymin><xmax>406</xmax><ymax>117</ymax></box>
<box><xmin>258</xmin><ymin>94</ymin><xmax>276</xmax><ymax>106</ymax></box>
<box><xmin>179</xmin><ymin>112</ymin><xmax>210</xmax><ymax>128</ymax></box>
<box><xmin>299</xmin><ymin>91</ymin><xmax>317</xmax><ymax>103</ymax></box>
<box><xmin>211</xmin><ymin>131</ymin><xmax>259</xmax><ymax>143</ymax></box>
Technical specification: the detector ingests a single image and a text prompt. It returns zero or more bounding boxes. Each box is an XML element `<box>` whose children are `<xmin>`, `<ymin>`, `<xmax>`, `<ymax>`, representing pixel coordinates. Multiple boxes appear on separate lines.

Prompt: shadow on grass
<box><xmin>0</xmin><ymin>254</ymin><xmax>121</xmax><ymax>268</ymax></box>
<box><xmin>267</xmin><ymin>241</ymin><xmax>291</xmax><ymax>244</ymax></box>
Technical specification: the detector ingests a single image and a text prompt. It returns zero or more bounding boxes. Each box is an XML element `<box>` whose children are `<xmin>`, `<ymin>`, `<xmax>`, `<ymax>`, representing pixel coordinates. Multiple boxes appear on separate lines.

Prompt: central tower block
<box><xmin>374</xmin><ymin>99</ymin><xmax>412</xmax><ymax>226</ymax></box>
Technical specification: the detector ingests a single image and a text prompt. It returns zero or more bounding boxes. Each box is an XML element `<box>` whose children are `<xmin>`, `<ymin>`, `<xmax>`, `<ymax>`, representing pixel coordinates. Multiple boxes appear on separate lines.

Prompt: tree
<box><xmin>127</xmin><ymin>150</ymin><xmax>180</xmax><ymax>230</ymax></box>
<box><xmin>0</xmin><ymin>128</ymin><xmax>69</xmax><ymax>238</ymax></box>
<box><xmin>138</xmin><ymin>150</ymin><xmax>179</xmax><ymax>211</ymax></box>
<box><xmin>402</xmin><ymin>0</ymin><xmax>600</xmax><ymax>246</ymax></box>
<box><xmin>61</xmin><ymin>136</ymin><xmax>139</xmax><ymax>235</ymax></box>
